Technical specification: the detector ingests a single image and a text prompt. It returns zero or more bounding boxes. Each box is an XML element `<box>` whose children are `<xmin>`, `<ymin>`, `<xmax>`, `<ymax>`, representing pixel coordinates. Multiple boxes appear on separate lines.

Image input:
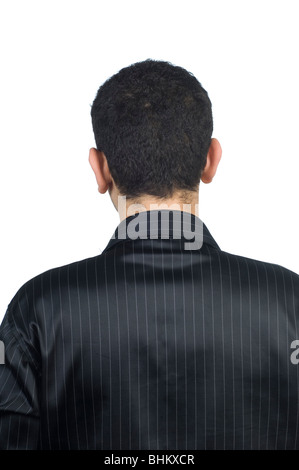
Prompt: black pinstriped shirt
<box><xmin>0</xmin><ymin>210</ymin><xmax>299</xmax><ymax>450</ymax></box>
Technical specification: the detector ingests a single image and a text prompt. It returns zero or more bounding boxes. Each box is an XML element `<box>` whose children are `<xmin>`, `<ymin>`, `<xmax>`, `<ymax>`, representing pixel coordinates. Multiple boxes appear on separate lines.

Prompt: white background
<box><xmin>1</xmin><ymin>0</ymin><xmax>298</xmax><ymax>322</ymax></box>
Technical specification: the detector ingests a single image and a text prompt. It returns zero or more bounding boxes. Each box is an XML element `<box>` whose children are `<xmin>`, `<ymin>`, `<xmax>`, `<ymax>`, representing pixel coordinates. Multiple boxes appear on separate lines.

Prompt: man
<box><xmin>0</xmin><ymin>59</ymin><xmax>298</xmax><ymax>450</ymax></box>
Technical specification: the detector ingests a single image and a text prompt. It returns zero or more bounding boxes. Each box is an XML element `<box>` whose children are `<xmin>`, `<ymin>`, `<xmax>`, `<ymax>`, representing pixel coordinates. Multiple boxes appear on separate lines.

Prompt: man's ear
<box><xmin>201</xmin><ymin>138</ymin><xmax>222</xmax><ymax>184</ymax></box>
<box><xmin>88</xmin><ymin>148</ymin><xmax>112</xmax><ymax>194</ymax></box>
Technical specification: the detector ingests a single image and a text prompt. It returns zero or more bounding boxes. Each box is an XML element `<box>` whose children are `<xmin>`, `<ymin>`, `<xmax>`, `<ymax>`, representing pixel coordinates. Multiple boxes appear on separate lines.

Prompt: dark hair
<box><xmin>91</xmin><ymin>59</ymin><xmax>213</xmax><ymax>199</ymax></box>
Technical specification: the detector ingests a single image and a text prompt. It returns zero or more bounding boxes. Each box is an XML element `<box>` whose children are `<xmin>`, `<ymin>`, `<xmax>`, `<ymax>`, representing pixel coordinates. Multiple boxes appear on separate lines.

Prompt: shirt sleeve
<box><xmin>0</xmin><ymin>308</ymin><xmax>40</xmax><ymax>450</ymax></box>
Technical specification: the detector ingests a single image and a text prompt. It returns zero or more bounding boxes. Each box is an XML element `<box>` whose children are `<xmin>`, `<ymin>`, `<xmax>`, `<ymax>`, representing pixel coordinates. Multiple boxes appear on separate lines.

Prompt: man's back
<box><xmin>1</xmin><ymin>210</ymin><xmax>298</xmax><ymax>449</ymax></box>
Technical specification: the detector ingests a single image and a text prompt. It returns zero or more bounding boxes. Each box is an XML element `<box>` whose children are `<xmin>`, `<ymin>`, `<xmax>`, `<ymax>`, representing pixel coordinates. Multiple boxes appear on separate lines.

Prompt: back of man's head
<box><xmin>91</xmin><ymin>59</ymin><xmax>213</xmax><ymax>200</ymax></box>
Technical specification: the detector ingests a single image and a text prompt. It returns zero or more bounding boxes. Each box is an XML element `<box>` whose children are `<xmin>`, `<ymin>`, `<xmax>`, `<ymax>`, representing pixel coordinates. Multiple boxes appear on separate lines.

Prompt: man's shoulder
<box><xmin>215</xmin><ymin>247</ymin><xmax>299</xmax><ymax>291</ymax></box>
<box><xmin>7</xmin><ymin>253</ymin><xmax>104</xmax><ymax>313</ymax></box>
<box><xmin>220</xmin><ymin>247</ymin><xmax>298</xmax><ymax>273</ymax></box>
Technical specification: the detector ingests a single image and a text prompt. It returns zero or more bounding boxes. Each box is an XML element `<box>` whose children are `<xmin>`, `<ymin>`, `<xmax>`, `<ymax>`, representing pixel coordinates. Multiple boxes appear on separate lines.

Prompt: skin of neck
<box><xmin>115</xmin><ymin>191</ymin><xmax>200</xmax><ymax>222</ymax></box>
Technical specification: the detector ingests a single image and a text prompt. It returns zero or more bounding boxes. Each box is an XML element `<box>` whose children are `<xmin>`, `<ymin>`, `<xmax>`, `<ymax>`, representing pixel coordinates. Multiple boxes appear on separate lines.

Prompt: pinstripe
<box><xmin>141</xmin><ymin>243</ymin><xmax>151</xmax><ymax>449</ymax></box>
<box><xmin>280</xmin><ymin>267</ymin><xmax>290</xmax><ymax>449</ymax></box>
<box><xmin>169</xmin><ymin>237</ymin><xmax>178</xmax><ymax>449</ymax></box>
<box><xmin>254</xmin><ymin>260</ymin><xmax>262</xmax><ymax>450</ymax></box>
<box><xmin>24</xmin><ymin>290</ymin><xmax>40</xmax><ymax>361</ymax></box>
<box><xmin>199</xmin><ymin>248</ymin><xmax>207</xmax><ymax>448</ymax></box>
<box><xmin>160</xmin><ymin>240</ymin><xmax>169</xmax><ymax>449</ymax></box>
<box><xmin>190</xmin><ymin>249</ymin><xmax>197</xmax><ymax>449</ymax></box>
<box><xmin>236</xmin><ymin>256</ymin><xmax>245</xmax><ymax>448</ymax></box>
<box><xmin>112</xmin><ymin>247</ymin><xmax>122</xmax><ymax>449</ymax></box>
<box><xmin>225</xmin><ymin>252</ymin><xmax>236</xmax><ymax>448</ymax></box>
<box><xmin>94</xmin><ymin>256</ymin><xmax>104</xmax><ymax>448</ymax></box>
<box><xmin>122</xmin><ymin>242</ymin><xmax>132</xmax><ymax>449</ymax></box>
<box><xmin>272</xmin><ymin>265</ymin><xmax>281</xmax><ymax>449</ymax></box>
<box><xmin>215</xmin><ymin>249</ymin><xmax>226</xmax><ymax>448</ymax></box>
<box><xmin>85</xmin><ymin>259</ymin><xmax>97</xmax><ymax>448</ymax></box>
<box><xmin>67</xmin><ymin>264</ymin><xmax>80</xmax><ymax>448</ymax></box>
<box><xmin>244</xmin><ymin>258</ymin><xmax>253</xmax><ymax>448</ymax></box>
<box><xmin>263</xmin><ymin>263</ymin><xmax>271</xmax><ymax>449</ymax></box>
<box><xmin>76</xmin><ymin>262</ymin><xmax>89</xmax><ymax>447</ymax></box>
<box><xmin>40</xmin><ymin>272</ymin><xmax>51</xmax><ymax>447</ymax></box>
<box><xmin>103</xmin><ymin>253</ymin><xmax>113</xmax><ymax>448</ymax></box>
<box><xmin>132</xmin><ymin>240</ymin><xmax>142</xmax><ymax>448</ymax></box>
<box><xmin>58</xmin><ymin>267</ymin><xmax>71</xmax><ymax>449</ymax></box>
<box><xmin>207</xmin><ymin>245</ymin><xmax>217</xmax><ymax>448</ymax></box>
<box><xmin>148</xmin><ymin>238</ymin><xmax>159</xmax><ymax>448</ymax></box>
<box><xmin>180</xmin><ymin>244</ymin><xmax>188</xmax><ymax>449</ymax></box>
<box><xmin>49</xmin><ymin>270</ymin><xmax>61</xmax><ymax>447</ymax></box>
<box><xmin>15</xmin><ymin>367</ymin><xmax>29</xmax><ymax>413</ymax></box>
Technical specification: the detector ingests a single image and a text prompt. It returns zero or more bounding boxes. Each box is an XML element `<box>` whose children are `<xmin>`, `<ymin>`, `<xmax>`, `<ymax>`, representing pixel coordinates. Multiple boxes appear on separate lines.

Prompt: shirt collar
<box><xmin>102</xmin><ymin>210</ymin><xmax>220</xmax><ymax>253</ymax></box>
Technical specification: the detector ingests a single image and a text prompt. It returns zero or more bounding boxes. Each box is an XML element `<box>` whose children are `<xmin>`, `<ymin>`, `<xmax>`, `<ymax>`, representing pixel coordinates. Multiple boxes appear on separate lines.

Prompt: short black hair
<box><xmin>91</xmin><ymin>59</ymin><xmax>213</xmax><ymax>199</ymax></box>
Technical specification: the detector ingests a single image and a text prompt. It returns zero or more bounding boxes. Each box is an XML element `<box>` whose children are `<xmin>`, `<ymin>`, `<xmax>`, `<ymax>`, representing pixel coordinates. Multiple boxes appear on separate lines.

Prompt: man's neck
<box><xmin>117</xmin><ymin>193</ymin><xmax>200</xmax><ymax>222</ymax></box>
